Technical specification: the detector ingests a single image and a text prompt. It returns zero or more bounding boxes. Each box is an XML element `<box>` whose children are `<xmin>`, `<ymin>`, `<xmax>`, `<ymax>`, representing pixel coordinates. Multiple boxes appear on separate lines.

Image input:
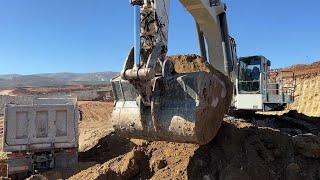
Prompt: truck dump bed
<box><xmin>3</xmin><ymin>98</ymin><xmax>78</xmax><ymax>152</ymax></box>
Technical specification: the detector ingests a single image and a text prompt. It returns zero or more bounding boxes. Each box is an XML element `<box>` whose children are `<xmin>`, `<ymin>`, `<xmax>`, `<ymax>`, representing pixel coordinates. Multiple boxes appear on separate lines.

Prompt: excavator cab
<box><xmin>237</xmin><ymin>56</ymin><xmax>265</xmax><ymax>94</ymax></box>
<box><xmin>234</xmin><ymin>56</ymin><xmax>295</xmax><ymax>111</ymax></box>
<box><xmin>111</xmin><ymin>0</ymin><xmax>234</xmax><ymax>145</ymax></box>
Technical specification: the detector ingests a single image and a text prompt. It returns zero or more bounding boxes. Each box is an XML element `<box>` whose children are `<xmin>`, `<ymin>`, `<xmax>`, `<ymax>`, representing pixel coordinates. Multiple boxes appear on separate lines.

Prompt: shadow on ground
<box><xmin>79</xmin><ymin>132</ymin><xmax>135</xmax><ymax>163</ymax></box>
<box><xmin>40</xmin><ymin>133</ymin><xmax>135</xmax><ymax>180</ymax></box>
<box><xmin>187</xmin><ymin>118</ymin><xmax>320</xmax><ymax>180</ymax></box>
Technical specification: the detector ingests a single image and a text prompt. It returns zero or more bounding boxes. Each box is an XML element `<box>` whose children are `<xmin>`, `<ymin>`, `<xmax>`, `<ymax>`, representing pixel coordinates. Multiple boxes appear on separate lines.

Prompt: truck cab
<box><xmin>234</xmin><ymin>56</ymin><xmax>295</xmax><ymax>111</ymax></box>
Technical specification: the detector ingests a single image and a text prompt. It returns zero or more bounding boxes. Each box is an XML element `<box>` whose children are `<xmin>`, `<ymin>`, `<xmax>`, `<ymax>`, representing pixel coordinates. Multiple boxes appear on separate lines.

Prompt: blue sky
<box><xmin>0</xmin><ymin>0</ymin><xmax>319</xmax><ymax>75</ymax></box>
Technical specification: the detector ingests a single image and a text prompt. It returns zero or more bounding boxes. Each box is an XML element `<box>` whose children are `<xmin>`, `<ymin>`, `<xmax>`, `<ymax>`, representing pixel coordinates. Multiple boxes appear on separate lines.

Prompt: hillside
<box><xmin>285</xmin><ymin>60</ymin><xmax>320</xmax><ymax>117</ymax></box>
<box><xmin>0</xmin><ymin>72</ymin><xmax>118</xmax><ymax>88</ymax></box>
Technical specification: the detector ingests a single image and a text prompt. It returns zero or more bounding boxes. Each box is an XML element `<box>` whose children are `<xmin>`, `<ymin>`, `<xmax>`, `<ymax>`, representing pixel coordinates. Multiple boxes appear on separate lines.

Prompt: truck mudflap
<box><xmin>7</xmin><ymin>154</ymin><xmax>33</xmax><ymax>177</ymax></box>
<box><xmin>54</xmin><ymin>148</ymin><xmax>78</xmax><ymax>170</ymax></box>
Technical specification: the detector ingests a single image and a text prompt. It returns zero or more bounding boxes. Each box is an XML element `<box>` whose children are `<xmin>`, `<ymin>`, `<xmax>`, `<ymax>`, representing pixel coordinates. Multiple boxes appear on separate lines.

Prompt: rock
<box><xmin>273</xmin><ymin>148</ymin><xmax>282</xmax><ymax>158</ymax></box>
<box><xmin>130</xmin><ymin>139</ymin><xmax>149</xmax><ymax>146</ymax></box>
<box><xmin>285</xmin><ymin>163</ymin><xmax>302</xmax><ymax>180</ymax></box>
<box><xmin>293</xmin><ymin>134</ymin><xmax>320</xmax><ymax>158</ymax></box>
<box><xmin>101</xmin><ymin>149</ymin><xmax>148</xmax><ymax>179</ymax></box>
<box><xmin>203</xmin><ymin>175</ymin><xmax>213</xmax><ymax>180</ymax></box>
<box><xmin>219</xmin><ymin>165</ymin><xmax>250</xmax><ymax>180</ymax></box>
<box><xmin>26</xmin><ymin>175</ymin><xmax>48</xmax><ymax>180</ymax></box>
<box><xmin>118</xmin><ymin>150</ymin><xmax>147</xmax><ymax>178</ymax></box>
<box><xmin>150</xmin><ymin>159</ymin><xmax>168</xmax><ymax>172</ymax></box>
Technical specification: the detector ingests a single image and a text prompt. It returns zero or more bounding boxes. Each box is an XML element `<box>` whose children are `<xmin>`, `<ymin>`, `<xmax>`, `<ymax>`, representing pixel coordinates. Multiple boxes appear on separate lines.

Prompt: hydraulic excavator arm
<box><xmin>111</xmin><ymin>0</ymin><xmax>235</xmax><ymax>145</ymax></box>
<box><xmin>183</xmin><ymin>0</ymin><xmax>235</xmax><ymax>75</ymax></box>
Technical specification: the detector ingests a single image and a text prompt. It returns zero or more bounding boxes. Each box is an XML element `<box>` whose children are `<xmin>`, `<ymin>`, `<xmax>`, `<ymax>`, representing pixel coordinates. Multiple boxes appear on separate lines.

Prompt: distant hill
<box><xmin>0</xmin><ymin>72</ymin><xmax>118</xmax><ymax>88</ymax></box>
<box><xmin>287</xmin><ymin>60</ymin><xmax>320</xmax><ymax>70</ymax></box>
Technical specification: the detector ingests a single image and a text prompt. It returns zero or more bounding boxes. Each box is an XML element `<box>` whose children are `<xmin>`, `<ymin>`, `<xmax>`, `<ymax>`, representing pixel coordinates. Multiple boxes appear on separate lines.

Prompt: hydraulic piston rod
<box><xmin>132</xmin><ymin>1</ymin><xmax>143</xmax><ymax>67</ymax></box>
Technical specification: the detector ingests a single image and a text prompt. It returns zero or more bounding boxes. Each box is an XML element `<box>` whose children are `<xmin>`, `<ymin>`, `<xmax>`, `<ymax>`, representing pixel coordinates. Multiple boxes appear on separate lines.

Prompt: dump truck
<box><xmin>2</xmin><ymin>98</ymin><xmax>79</xmax><ymax>179</ymax></box>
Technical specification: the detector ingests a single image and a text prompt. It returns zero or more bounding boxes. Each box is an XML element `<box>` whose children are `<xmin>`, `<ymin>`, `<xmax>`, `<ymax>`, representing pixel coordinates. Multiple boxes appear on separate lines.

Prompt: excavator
<box><xmin>111</xmin><ymin>0</ymin><xmax>295</xmax><ymax>145</ymax></box>
<box><xmin>111</xmin><ymin>0</ymin><xmax>242</xmax><ymax>145</ymax></box>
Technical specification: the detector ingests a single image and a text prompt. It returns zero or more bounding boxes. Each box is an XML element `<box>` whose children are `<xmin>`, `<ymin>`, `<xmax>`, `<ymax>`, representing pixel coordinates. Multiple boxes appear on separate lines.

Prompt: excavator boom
<box><xmin>111</xmin><ymin>0</ymin><xmax>234</xmax><ymax>145</ymax></box>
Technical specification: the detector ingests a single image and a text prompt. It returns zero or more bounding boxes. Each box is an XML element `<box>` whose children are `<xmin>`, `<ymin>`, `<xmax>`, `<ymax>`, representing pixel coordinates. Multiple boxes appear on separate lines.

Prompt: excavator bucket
<box><xmin>111</xmin><ymin>56</ymin><xmax>233</xmax><ymax>145</ymax></box>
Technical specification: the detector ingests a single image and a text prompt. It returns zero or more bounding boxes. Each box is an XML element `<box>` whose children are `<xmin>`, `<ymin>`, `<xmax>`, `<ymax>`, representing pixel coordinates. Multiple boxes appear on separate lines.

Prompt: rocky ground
<box><xmin>1</xmin><ymin>56</ymin><xmax>319</xmax><ymax>180</ymax></box>
<box><xmin>38</xmin><ymin>103</ymin><xmax>320</xmax><ymax>180</ymax></box>
<box><xmin>1</xmin><ymin>101</ymin><xmax>319</xmax><ymax>180</ymax></box>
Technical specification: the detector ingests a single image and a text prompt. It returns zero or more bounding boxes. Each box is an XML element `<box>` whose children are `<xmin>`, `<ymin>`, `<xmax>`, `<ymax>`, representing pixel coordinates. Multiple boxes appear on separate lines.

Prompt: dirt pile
<box><xmin>70</xmin><ymin>139</ymin><xmax>198</xmax><ymax>180</ymax></box>
<box><xmin>2</xmin><ymin>57</ymin><xmax>319</xmax><ymax>179</ymax></box>
<box><xmin>168</xmin><ymin>54</ymin><xmax>211</xmax><ymax>73</ymax></box>
<box><xmin>68</xmin><ymin>57</ymin><xmax>319</xmax><ymax>179</ymax></box>
<box><xmin>4</xmin><ymin>99</ymin><xmax>314</xmax><ymax>180</ymax></box>
<box><xmin>67</xmin><ymin>102</ymin><xmax>320</xmax><ymax>180</ymax></box>
<box><xmin>187</xmin><ymin>118</ymin><xmax>320</xmax><ymax>180</ymax></box>
<box><xmin>69</xmin><ymin>117</ymin><xmax>320</xmax><ymax>180</ymax></box>
<box><xmin>70</xmin><ymin>147</ymin><xmax>150</xmax><ymax>180</ymax></box>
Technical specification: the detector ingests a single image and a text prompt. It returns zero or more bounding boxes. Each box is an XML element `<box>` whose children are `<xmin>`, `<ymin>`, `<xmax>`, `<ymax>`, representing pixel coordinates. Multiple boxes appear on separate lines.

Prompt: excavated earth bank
<box><xmin>68</xmin><ymin>117</ymin><xmax>320</xmax><ymax>180</ymax></box>
<box><xmin>284</xmin><ymin>61</ymin><xmax>320</xmax><ymax>117</ymax></box>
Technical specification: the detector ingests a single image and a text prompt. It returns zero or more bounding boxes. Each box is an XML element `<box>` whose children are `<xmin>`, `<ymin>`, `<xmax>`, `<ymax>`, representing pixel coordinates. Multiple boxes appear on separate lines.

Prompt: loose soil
<box><xmin>65</xmin><ymin>56</ymin><xmax>320</xmax><ymax>180</ymax></box>
<box><xmin>168</xmin><ymin>54</ymin><xmax>211</xmax><ymax>73</ymax></box>
<box><xmin>0</xmin><ymin>56</ymin><xmax>319</xmax><ymax>180</ymax></box>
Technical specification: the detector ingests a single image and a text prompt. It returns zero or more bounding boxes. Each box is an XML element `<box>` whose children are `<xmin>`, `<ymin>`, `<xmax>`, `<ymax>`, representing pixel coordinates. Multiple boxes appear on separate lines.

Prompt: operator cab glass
<box><xmin>238</xmin><ymin>56</ymin><xmax>262</xmax><ymax>94</ymax></box>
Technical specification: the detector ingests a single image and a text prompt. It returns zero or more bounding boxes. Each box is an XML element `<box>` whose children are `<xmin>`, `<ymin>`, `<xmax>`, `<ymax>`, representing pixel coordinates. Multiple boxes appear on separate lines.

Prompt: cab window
<box><xmin>238</xmin><ymin>57</ymin><xmax>261</xmax><ymax>94</ymax></box>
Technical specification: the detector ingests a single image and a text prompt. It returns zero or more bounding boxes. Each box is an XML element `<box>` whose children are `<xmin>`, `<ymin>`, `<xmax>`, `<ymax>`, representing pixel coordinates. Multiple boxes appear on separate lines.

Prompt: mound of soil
<box><xmin>68</xmin><ymin>56</ymin><xmax>319</xmax><ymax>179</ymax></box>
<box><xmin>168</xmin><ymin>54</ymin><xmax>211</xmax><ymax>73</ymax></box>
<box><xmin>2</xmin><ymin>55</ymin><xmax>320</xmax><ymax>179</ymax></box>
<box><xmin>69</xmin><ymin>118</ymin><xmax>320</xmax><ymax>180</ymax></box>
<box><xmin>187</xmin><ymin>118</ymin><xmax>320</xmax><ymax>180</ymax></box>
